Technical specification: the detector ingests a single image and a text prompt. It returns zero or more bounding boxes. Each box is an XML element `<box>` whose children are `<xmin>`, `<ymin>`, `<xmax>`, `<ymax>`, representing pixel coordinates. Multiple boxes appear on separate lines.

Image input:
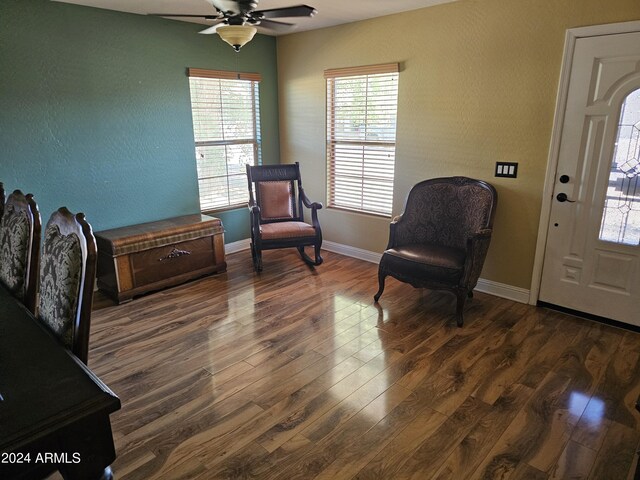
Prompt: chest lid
<box><xmin>95</xmin><ymin>214</ymin><xmax>223</xmax><ymax>256</ymax></box>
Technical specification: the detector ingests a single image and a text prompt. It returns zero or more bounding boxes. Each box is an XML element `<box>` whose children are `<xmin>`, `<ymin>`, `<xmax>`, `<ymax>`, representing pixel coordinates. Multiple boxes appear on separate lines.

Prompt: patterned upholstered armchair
<box><xmin>37</xmin><ymin>207</ymin><xmax>97</xmax><ymax>365</ymax></box>
<box><xmin>246</xmin><ymin>162</ymin><xmax>323</xmax><ymax>271</ymax></box>
<box><xmin>0</xmin><ymin>190</ymin><xmax>41</xmax><ymax>313</ymax></box>
<box><xmin>374</xmin><ymin>177</ymin><xmax>497</xmax><ymax>327</ymax></box>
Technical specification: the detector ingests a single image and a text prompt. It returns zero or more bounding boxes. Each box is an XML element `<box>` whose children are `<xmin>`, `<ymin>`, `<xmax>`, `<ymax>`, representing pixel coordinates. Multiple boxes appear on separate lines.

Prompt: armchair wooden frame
<box><xmin>246</xmin><ymin>162</ymin><xmax>323</xmax><ymax>271</ymax></box>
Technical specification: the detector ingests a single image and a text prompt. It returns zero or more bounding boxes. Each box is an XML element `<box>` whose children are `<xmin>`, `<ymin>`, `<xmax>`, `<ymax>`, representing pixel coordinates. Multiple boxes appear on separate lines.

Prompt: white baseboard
<box><xmin>225</xmin><ymin>238</ymin><xmax>530</xmax><ymax>304</ymax></box>
<box><xmin>474</xmin><ymin>278</ymin><xmax>530</xmax><ymax>304</ymax></box>
<box><xmin>225</xmin><ymin>238</ymin><xmax>251</xmax><ymax>254</ymax></box>
<box><xmin>322</xmin><ymin>240</ymin><xmax>382</xmax><ymax>264</ymax></box>
<box><xmin>322</xmin><ymin>240</ymin><xmax>530</xmax><ymax>304</ymax></box>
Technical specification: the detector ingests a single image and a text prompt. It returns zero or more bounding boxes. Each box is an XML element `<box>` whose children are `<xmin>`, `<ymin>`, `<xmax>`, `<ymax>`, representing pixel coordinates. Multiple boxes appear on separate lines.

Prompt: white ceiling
<box><xmin>52</xmin><ymin>0</ymin><xmax>457</xmax><ymax>35</ymax></box>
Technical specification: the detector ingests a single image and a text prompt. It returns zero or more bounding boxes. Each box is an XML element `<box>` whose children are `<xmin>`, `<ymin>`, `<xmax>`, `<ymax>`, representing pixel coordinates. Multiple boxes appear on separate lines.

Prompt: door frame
<box><xmin>529</xmin><ymin>20</ymin><xmax>640</xmax><ymax>305</ymax></box>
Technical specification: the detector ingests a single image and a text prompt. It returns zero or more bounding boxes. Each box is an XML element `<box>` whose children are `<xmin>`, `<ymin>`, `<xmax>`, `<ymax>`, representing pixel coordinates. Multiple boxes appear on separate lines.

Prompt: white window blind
<box><xmin>188</xmin><ymin>68</ymin><xmax>261</xmax><ymax>211</ymax></box>
<box><xmin>326</xmin><ymin>63</ymin><xmax>399</xmax><ymax>216</ymax></box>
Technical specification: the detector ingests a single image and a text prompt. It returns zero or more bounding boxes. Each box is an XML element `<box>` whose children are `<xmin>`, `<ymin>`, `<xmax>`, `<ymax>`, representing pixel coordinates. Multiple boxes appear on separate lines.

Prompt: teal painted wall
<box><xmin>0</xmin><ymin>0</ymin><xmax>279</xmax><ymax>243</ymax></box>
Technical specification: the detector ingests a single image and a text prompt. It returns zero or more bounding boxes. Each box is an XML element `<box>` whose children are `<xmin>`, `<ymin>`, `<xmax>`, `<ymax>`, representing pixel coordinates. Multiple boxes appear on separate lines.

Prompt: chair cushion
<box><xmin>258</xmin><ymin>181</ymin><xmax>294</xmax><ymax>220</ymax></box>
<box><xmin>382</xmin><ymin>243</ymin><xmax>466</xmax><ymax>285</ymax></box>
<box><xmin>260</xmin><ymin>221</ymin><xmax>316</xmax><ymax>240</ymax></box>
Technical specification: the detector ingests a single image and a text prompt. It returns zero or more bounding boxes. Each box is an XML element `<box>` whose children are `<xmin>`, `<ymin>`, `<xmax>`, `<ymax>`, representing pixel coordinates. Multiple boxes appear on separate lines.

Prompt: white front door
<box><xmin>539</xmin><ymin>28</ymin><xmax>640</xmax><ymax>326</ymax></box>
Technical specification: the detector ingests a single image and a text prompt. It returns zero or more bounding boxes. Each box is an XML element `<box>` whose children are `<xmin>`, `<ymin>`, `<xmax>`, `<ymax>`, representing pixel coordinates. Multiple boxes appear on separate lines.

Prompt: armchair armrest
<box><xmin>247</xmin><ymin>200</ymin><xmax>261</xmax><ymax>217</ymax></box>
<box><xmin>461</xmin><ymin>228</ymin><xmax>493</xmax><ymax>288</ymax></box>
<box><xmin>386</xmin><ymin>214</ymin><xmax>404</xmax><ymax>250</ymax></box>
<box><xmin>299</xmin><ymin>187</ymin><xmax>323</xmax><ymax>229</ymax></box>
<box><xmin>247</xmin><ymin>200</ymin><xmax>261</xmax><ymax>237</ymax></box>
<box><xmin>299</xmin><ymin>187</ymin><xmax>323</xmax><ymax>210</ymax></box>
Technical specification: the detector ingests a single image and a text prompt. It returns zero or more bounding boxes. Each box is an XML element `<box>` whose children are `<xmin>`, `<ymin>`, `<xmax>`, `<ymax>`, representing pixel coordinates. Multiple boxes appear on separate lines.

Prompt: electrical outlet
<box><xmin>495</xmin><ymin>162</ymin><xmax>518</xmax><ymax>178</ymax></box>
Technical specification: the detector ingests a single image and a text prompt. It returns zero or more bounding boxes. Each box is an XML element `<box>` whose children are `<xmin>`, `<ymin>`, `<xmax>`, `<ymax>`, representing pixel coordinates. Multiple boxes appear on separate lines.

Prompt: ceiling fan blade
<box><xmin>148</xmin><ymin>13</ymin><xmax>222</xmax><ymax>19</ymax></box>
<box><xmin>255</xmin><ymin>5</ymin><xmax>317</xmax><ymax>19</ymax></box>
<box><xmin>209</xmin><ymin>0</ymin><xmax>258</xmax><ymax>15</ymax></box>
<box><xmin>258</xmin><ymin>18</ymin><xmax>295</xmax><ymax>32</ymax></box>
<box><xmin>198</xmin><ymin>21</ymin><xmax>227</xmax><ymax>34</ymax></box>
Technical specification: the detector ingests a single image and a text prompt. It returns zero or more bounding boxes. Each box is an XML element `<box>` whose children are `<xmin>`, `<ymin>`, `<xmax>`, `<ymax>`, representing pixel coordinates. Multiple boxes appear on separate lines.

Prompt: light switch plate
<box><xmin>495</xmin><ymin>162</ymin><xmax>518</xmax><ymax>178</ymax></box>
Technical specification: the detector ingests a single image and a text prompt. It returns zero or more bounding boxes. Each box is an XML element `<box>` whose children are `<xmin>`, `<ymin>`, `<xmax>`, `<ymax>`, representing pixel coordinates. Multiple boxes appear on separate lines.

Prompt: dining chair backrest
<box><xmin>0</xmin><ymin>190</ymin><xmax>41</xmax><ymax>313</ymax></box>
<box><xmin>0</xmin><ymin>182</ymin><xmax>5</xmax><ymax>220</ymax></box>
<box><xmin>37</xmin><ymin>207</ymin><xmax>97</xmax><ymax>364</ymax></box>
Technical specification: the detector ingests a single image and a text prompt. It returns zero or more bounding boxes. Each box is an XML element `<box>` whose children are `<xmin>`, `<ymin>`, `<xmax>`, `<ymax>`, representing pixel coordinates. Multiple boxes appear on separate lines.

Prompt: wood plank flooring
<box><xmin>49</xmin><ymin>249</ymin><xmax>640</xmax><ymax>479</ymax></box>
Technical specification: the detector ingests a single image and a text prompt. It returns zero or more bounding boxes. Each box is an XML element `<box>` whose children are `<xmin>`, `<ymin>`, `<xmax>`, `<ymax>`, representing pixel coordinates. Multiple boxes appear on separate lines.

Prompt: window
<box><xmin>599</xmin><ymin>88</ymin><xmax>640</xmax><ymax>245</ymax></box>
<box><xmin>325</xmin><ymin>63</ymin><xmax>399</xmax><ymax>216</ymax></box>
<box><xmin>188</xmin><ymin>68</ymin><xmax>261</xmax><ymax>211</ymax></box>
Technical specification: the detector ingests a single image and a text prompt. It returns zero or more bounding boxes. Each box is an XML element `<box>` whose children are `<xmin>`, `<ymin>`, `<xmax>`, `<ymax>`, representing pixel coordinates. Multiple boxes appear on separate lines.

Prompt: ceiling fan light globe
<box><xmin>217</xmin><ymin>25</ymin><xmax>257</xmax><ymax>51</ymax></box>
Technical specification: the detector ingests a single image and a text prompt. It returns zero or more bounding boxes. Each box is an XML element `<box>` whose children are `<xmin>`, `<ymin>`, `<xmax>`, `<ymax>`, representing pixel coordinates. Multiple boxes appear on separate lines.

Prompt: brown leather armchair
<box><xmin>246</xmin><ymin>162</ymin><xmax>323</xmax><ymax>271</ymax></box>
<box><xmin>374</xmin><ymin>177</ymin><xmax>497</xmax><ymax>326</ymax></box>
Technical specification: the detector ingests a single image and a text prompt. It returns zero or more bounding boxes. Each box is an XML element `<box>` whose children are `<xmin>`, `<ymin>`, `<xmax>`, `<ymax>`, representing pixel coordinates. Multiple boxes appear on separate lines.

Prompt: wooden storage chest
<box><xmin>95</xmin><ymin>214</ymin><xmax>226</xmax><ymax>304</ymax></box>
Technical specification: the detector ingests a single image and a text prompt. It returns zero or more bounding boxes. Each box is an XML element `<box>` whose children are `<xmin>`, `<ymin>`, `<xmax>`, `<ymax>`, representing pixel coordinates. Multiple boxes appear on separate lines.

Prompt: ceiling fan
<box><xmin>150</xmin><ymin>0</ymin><xmax>317</xmax><ymax>51</ymax></box>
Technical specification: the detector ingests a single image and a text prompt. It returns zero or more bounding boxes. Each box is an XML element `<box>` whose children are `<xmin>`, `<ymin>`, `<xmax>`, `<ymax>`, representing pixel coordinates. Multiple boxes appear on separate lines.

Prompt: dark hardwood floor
<box><xmin>48</xmin><ymin>249</ymin><xmax>640</xmax><ymax>479</ymax></box>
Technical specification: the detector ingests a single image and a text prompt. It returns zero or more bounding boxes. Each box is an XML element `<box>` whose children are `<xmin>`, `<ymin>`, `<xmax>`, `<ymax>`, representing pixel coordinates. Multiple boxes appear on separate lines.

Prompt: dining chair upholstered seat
<box><xmin>246</xmin><ymin>162</ymin><xmax>323</xmax><ymax>271</ymax></box>
<box><xmin>0</xmin><ymin>190</ymin><xmax>41</xmax><ymax>313</ymax></box>
<box><xmin>37</xmin><ymin>207</ymin><xmax>97</xmax><ymax>365</ymax></box>
<box><xmin>374</xmin><ymin>176</ymin><xmax>497</xmax><ymax>327</ymax></box>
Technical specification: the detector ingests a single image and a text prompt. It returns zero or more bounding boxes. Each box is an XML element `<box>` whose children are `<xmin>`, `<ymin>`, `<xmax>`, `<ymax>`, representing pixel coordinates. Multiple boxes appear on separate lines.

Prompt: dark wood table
<box><xmin>0</xmin><ymin>285</ymin><xmax>120</xmax><ymax>479</ymax></box>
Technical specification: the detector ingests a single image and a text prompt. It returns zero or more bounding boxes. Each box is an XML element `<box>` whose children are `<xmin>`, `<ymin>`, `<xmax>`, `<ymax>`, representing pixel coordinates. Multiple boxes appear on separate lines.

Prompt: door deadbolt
<box><xmin>559</xmin><ymin>175</ymin><xmax>570</xmax><ymax>183</ymax></box>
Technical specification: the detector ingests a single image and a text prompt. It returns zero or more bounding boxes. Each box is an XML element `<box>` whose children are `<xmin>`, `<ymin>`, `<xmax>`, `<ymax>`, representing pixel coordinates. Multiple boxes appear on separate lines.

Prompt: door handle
<box><xmin>556</xmin><ymin>193</ymin><xmax>576</xmax><ymax>203</ymax></box>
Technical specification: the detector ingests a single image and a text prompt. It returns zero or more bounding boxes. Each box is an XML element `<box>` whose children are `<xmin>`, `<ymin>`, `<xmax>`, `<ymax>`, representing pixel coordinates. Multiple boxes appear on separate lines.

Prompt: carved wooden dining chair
<box><xmin>37</xmin><ymin>207</ymin><xmax>97</xmax><ymax>365</ymax></box>
<box><xmin>246</xmin><ymin>162</ymin><xmax>323</xmax><ymax>271</ymax></box>
<box><xmin>0</xmin><ymin>182</ymin><xmax>5</xmax><ymax>219</ymax></box>
<box><xmin>0</xmin><ymin>189</ymin><xmax>41</xmax><ymax>313</ymax></box>
<box><xmin>374</xmin><ymin>177</ymin><xmax>498</xmax><ymax>327</ymax></box>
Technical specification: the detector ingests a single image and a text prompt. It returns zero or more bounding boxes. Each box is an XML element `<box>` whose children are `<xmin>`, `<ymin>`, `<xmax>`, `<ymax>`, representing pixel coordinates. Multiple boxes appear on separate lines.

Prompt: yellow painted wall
<box><xmin>276</xmin><ymin>0</ymin><xmax>640</xmax><ymax>290</ymax></box>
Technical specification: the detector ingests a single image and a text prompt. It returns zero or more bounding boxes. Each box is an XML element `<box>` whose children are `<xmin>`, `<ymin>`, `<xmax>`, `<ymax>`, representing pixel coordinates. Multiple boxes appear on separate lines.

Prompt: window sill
<box><xmin>327</xmin><ymin>206</ymin><xmax>392</xmax><ymax>219</ymax></box>
<box><xmin>201</xmin><ymin>204</ymin><xmax>247</xmax><ymax>215</ymax></box>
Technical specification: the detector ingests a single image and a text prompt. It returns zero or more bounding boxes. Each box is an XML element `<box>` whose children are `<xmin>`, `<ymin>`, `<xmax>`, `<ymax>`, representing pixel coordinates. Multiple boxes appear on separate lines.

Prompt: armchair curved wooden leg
<box><xmin>297</xmin><ymin>245</ymin><xmax>323</xmax><ymax>266</ymax></box>
<box><xmin>374</xmin><ymin>270</ymin><xmax>386</xmax><ymax>302</ymax></box>
<box><xmin>297</xmin><ymin>246</ymin><xmax>311</xmax><ymax>265</ymax></box>
<box><xmin>455</xmin><ymin>290</ymin><xmax>467</xmax><ymax>327</ymax></box>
